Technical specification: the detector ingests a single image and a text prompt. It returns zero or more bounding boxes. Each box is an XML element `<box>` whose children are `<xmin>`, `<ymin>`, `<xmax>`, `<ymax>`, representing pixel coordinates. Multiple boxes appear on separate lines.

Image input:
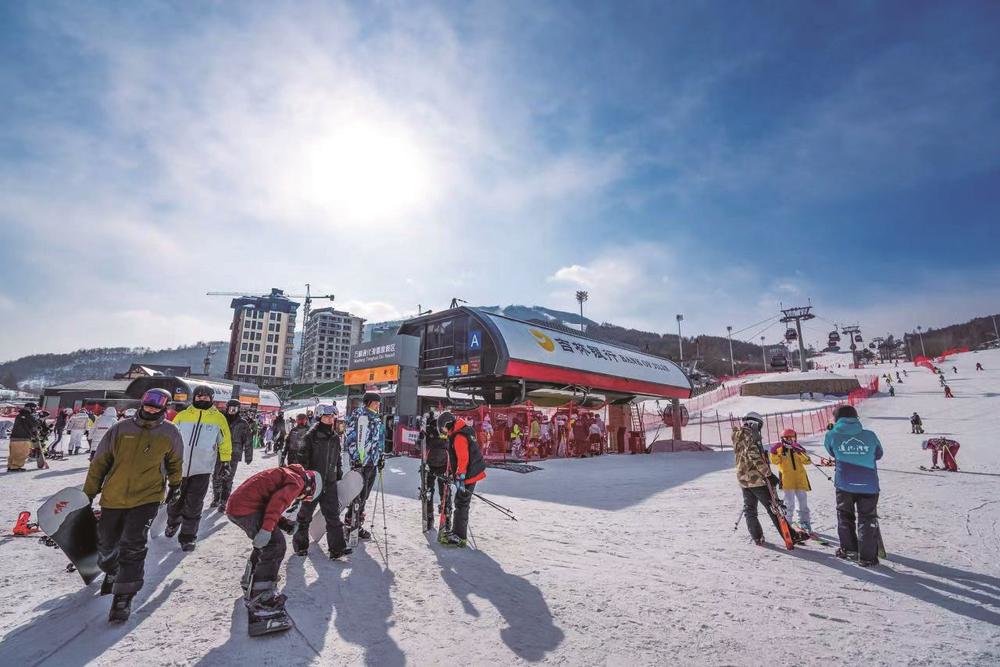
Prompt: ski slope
<box><xmin>1</xmin><ymin>349</ymin><xmax>999</xmax><ymax>665</ymax></box>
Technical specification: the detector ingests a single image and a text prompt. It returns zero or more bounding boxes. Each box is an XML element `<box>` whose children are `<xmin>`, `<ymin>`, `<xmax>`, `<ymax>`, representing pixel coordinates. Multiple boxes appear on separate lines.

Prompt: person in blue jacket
<box><xmin>823</xmin><ymin>405</ymin><xmax>884</xmax><ymax>566</ymax></box>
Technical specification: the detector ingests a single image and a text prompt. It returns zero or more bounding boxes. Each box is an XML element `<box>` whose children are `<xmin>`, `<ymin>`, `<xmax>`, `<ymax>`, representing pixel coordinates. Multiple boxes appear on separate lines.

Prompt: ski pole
<box><xmin>432</xmin><ymin>474</ymin><xmax>517</xmax><ymax>517</ymax></box>
<box><xmin>733</xmin><ymin>508</ymin><xmax>745</xmax><ymax>532</ymax></box>
<box><xmin>804</xmin><ymin>454</ymin><xmax>834</xmax><ymax>483</ymax></box>
<box><xmin>379</xmin><ymin>470</ymin><xmax>389</xmax><ymax>569</ymax></box>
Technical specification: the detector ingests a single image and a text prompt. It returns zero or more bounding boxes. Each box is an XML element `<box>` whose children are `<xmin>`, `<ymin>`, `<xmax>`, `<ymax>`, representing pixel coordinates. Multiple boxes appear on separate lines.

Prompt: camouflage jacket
<box><xmin>732</xmin><ymin>426</ymin><xmax>771</xmax><ymax>489</ymax></box>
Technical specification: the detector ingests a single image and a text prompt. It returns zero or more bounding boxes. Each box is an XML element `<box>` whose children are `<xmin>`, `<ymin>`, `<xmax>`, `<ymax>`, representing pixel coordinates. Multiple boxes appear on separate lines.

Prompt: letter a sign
<box><xmin>468</xmin><ymin>330</ymin><xmax>482</xmax><ymax>351</ymax></box>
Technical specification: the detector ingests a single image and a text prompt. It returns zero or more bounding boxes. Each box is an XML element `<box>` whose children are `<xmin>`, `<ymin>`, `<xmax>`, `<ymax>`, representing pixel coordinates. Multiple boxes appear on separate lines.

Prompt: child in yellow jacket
<box><xmin>769</xmin><ymin>428</ymin><xmax>812</xmax><ymax>531</ymax></box>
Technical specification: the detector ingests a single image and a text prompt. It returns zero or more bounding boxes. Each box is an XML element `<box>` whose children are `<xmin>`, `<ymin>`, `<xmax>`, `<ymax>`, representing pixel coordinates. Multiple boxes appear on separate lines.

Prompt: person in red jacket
<box><xmin>436</xmin><ymin>412</ymin><xmax>487</xmax><ymax>548</ymax></box>
<box><xmin>225</xmin><ymin>464</ymin><xmax>320</xmax><ymax>630</ymax></box>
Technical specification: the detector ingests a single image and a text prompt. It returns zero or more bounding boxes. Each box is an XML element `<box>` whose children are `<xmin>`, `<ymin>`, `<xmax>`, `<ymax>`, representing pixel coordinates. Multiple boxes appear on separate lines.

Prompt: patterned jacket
<box><xmin>732</xmin><ymin>426</ymin><xmax>770</xmax><ymax>489</ymax></box>
<box><xmin>344</xmin><ymin>407</ymin><xmax>385</xmax><ymax>467</ymax></box>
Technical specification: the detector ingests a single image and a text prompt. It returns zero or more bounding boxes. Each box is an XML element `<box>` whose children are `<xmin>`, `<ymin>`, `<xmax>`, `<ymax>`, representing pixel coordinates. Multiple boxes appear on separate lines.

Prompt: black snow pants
<box><xmin>212</xmin><ymin>457</ymin><xmax>238</xmax><ymax>504</ymax></box>
<box><xmin>451</xmin><ymin>482</ymin><xmax>477</xmax><ymax>540</ymax></box>
<box><xmin>97</xmin><ymin>502</ymin><xmax>160</xmax><ymax>594</ymax></box>
<box><xmin>228</xmin><ymin>512</ymin><xmax>285</xmax><ymax>584</ymax></box>
<box><xmin>294</xmin><ymin>485</ymin><xmax>348</xmax><ymax>554</ymax></box>
<box><xmin>166</xmin><ymin>473</ymin><xmax>211</xmax><ymax>545</ymax></box>
<box><xmin>345</xmin><ymin>464</ymin><xmax>377</xmax><ymax>525</ymax></box>
<box><xmin>422</xmin><ymin>464</ymin><xmax>451</xmax><ymax>531</ymax></box>
<box><xmin>741</xmin><ymin>485</ymin><xmax>784</xmax><ymax>542</ymax></box>
<box><xmin>836</xmin><ymin>490</ymin><xmax>880</xmax><ymax>562</ymax></box>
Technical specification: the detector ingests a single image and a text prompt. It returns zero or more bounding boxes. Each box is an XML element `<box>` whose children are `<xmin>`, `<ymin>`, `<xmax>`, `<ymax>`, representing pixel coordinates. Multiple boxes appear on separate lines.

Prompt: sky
<box><xmin>1</xmin><ymin>1</ymin><xmax>999</xmax><ymax>361</ymax></box>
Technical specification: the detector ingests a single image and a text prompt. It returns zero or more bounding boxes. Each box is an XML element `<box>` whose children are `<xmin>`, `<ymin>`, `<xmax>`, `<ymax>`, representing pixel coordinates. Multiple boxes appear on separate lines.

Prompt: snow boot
<box><xmin>180</xmin><ymin>541</ymin><xmax>196</xmax><ymax>552</ymax></box>
<box><xmin>441</xmin><ymin>533</ymin><xmax>467</xmax><ymax>548</ymax></box>
<box><xmin>292</xmin><ymin>535</ymin><xmax>309</xmax><ymax>557</ymax></box>
<box><xmin>209</xmin><ymin>495</ymin><xmax>220</xmax><ymax>510</ymax></box>
<box><xmin>753</xmin><ymin>536</ymin><xmax>766</xmax><ymax>546</ymax></box>
<box><xmin>329</xmin><ymin>547</ymin><xmax>353</xmax><ymax>560</ymax></box>
<box><xmin>858</xmin><ymin>558</ymin><xmax>880</xmax><ymax>568</ymax></box>
<box><xmin>164</xmin><ymin>523</ymin><xmax>179</xmax><ymax>539</ymax></box>
<box><xmin>100</xmin><ymin>573</ymin><xmax>117</xmax><ymax>596</ymax></box>
<box><xmin>835</xmin><ymin>548</ymin><xmax>859</xmax><ymax>561</ymax></box>
<box><xmin>108</xmin><ymin>593</ymin><xmax>134</xmax><ymax>623</ymax></box>
<box><xmin>357</xmin><ymin>527</ymin><xmax>372</xmax><ymax>540</ymax></box>
<box><xmin>246</xmin><ymin>584</ymin><xmax>292</xmax><ymax>637</ymax></box>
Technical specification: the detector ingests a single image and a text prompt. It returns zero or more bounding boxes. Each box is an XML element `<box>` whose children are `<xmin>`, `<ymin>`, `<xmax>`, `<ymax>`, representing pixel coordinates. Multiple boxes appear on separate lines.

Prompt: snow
<box><xmin>2</xmin><ymin>350</ymin><xmax>1000</xmax><ymax>664</ymax></box>
<box><xmin>741</xmin><ymin>368</ymin><xmax>857</xmax><ymax>384</ymax></box>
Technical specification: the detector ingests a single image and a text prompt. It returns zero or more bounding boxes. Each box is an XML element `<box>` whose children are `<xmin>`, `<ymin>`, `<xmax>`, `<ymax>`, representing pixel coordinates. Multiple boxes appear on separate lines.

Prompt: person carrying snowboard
<box><xmin>281</xmin><ymin>413</ymin><xmax>310</xmax><ymax>466</ymax></box>
<box><xmin>212</xmin><ymin>399</ymin><xmax>252</xmax><ymax>510</ymax></box>
<box><xmin>225</xmin><ymin>464</ymin><xmax>320</xmax><ymax>636</ymax></box>
<box><xmin>823</xmin><ymin>405</ymin><xmax>883</xmax><ymax>566</ymax></box>
<box><xmin>769</xmin><ymin>429</ymin><xmax>813</xmax><ymax>532</ymax></box>
<box><xmin>421</xmin><ymin>410</ymin><xmax>452</xmax><ymax>534</ymax></box>
<box><xmin>732</xmin><ymin>412</ymin><xmax>791</xmax><ymax>546</ymax></box>
<box><xmin>910</xmin><ymin>412</ymin><xmax>924</xmax><ymax>434</ymax></box>
<box><xmin>83</xmin><ymin>389</ymin><xmax>183</xmax><ymax>623</ymax></box>
<box><xmin>343</xmin><ymin>392</ymin><xmax>386</xmax><ymax>541</ymax></box>
<box><xmin>436</xmin><ymin>411</ymin><xmax>487</xmax><ymax>548</ymax></box>
<box><xmin>292</xmin><ymin>404</ymin><xmax>351</xmax><ymax>559</ymax></box>
<box><xmin>167</xmin><ymin>385</ymin><xmax>232</xmax><ymax>551</ymax></box>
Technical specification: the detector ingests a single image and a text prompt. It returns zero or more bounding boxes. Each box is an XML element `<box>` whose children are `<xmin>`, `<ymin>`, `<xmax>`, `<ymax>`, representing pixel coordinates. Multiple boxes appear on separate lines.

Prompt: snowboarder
<box><xmin>823</xmin><ymin>405</ymin><xmax>883</xmax><ymax>566</ymax></box>
<box><xmin>46</xmin><ymin>408</ymin><xmax>71</xmax><ymax>458</ymax></box>
<box><xmin>944</xmin><ymin>385</ymin><xmax>954</xmax><ymax>398</ymax></box>
<box><xmin>976</xmin><ymin>362</ymin><xmax>984</xmax><ymax>371</ymax></box>
<box><xmin>343</xmin><ymin>392</ymin><xmax>386</xmax><ymax>541</ymax></box>
<box><xmin>7</xmin><ymin>403</ymin><xmax>41</xmax><ymax>472</ymax></box>
<box><xmin>88</xmin><ymin>407</ymin><xmax>118</xmax><ymax>457</ymax></box>
<box><xmin>167</xmin><ymin>385</ymin><xmax>232</xmax><ymax>551</ymax></box>
<box><xmin>923</xmin><ymin>438</ymin><xmax>960</xmax><ymax>471</ymax></box>
<box><xmin>281</xmin><ymin>413</ymin><xmax>310</xmax><ymax>466</ymax></box>
<box><xmin>212</xmin><ymin>399</ymin><xmax>252</xmax><ymax>510</ymax></box>
<box><xmin>732</xmin><ymin>412</ymin><xmax>788</xmax><ymax>546</ymax></box>
<box><xmin>769</xmin><ymin>429</ymin><xmax>812</xmax><ymax>532</ymax></box>
<box><xmin>66</xmin><ymin>408</ymin><xmax>90</xmax><ymax>455</ymax></box>
<box><xmin>292</xmin><ymin>404</ymin><xmax>351</xmax><ymax>559</ymax></box>
<box><xmin>436</xmin><ymin>411</ymin><xmax>487</xmax><ymax>548</ymax></box>
<box><xmin>83</xmin><ymin>388</ymin><xmax>183</xmax><ymax>623</ymax></box>
<box><xmin>225</xmin><ymin>464</ymin><xmax>320</xmax><ymax>636</ymax></box>
<box><xmin>910</xmin><ymin>412</ymin><xmax>924</xmax><ymax>434</ymax></box>
<box><xmin>421</xmin><ymin>410</ymin><xmax>452</xmax><ymax>534</ymax></box>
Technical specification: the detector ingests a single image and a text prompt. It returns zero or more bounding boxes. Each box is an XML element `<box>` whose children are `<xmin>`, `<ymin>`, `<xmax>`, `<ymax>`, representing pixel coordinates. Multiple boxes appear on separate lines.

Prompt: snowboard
<box><xmin>149</xmin><ymin>502</ymin><xmax>169</xmax><ymax>539</ymax></box>
<box><xmin>309</xmin><ymin>469</ymin><xmax>365</xmax><ymax>542</ymax></box>
<box><xmin>37</xmin><ymin>487</ymin><xmax>101</xmax><ymax>584</ymax></box>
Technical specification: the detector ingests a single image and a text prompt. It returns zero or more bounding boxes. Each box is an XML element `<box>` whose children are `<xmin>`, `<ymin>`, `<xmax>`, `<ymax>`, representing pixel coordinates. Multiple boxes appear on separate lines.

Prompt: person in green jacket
<box><xmin>83</xmin><ymin>388</ymin><xmax>183</xmax><ymax>623</ymax></box>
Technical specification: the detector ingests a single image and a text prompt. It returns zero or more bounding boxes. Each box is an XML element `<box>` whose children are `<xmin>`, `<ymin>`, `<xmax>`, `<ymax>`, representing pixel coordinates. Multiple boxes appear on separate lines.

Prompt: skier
<box><xmin>225</xmin><ymin>464</ymin><xmax>320</xmax><ymax>636</ymax></box>
<box><xmin>67</xmin><ymin>408</ymin><xmax>90</xmax><ymax>455</ymax></box>
<box><xmin>895</xmin><ymin>372</ymin><xmax>902</xmax><ymax>383</ymax></box>
<box><xmin>944</xmin><ymin>385</ymin><xmax>954</xmax><ymax>398</ymax></box>
<box><xmin>923</xmin><ymin>438</ymin><xmax>960</xmax><ymax>471</ymax></box>
<box><xmin>46</xmin><ymin>408</ymin><xmax>71</xmax><ymax>458</ymax></box>
<box><xmin>421</xmin><ymin>410</ymin><xmax>452</xmax><ymax>534</ymax></box>
<box><xmin>7</xmin><ymin>403</ymin><xmax>41</xmax><ymax>472</ymax></box>
<box><xmin>292</xmin><ymin>404</ymin><xmax>351</xmax><ymax>559</ymax></box>
<box><xmin>167</xmin><ymin>385</ymin><xmax>232</xmax><ymax>551</ymax></box>
<box><xmin>888</xmin><ymin>386</ymin><xmax>895</xmax><ymax>397</ymax></box>
<box><xmin>976</xmin><ymin>362</ymin><xmax>984</xmax><ymax>371</ymax></box>
<box><xmin>88</xmin><ymin>407</ymin><xmax>118</xmax><ymax>458</ymax></box>
<box><xmin>952</xmin><ymin>366</ymin><xmax>958</xmax><ymax>374</ymax></box>
<box><xmin>212</xmin><ymin>399</ymin><xmax>252</xmax><ymax>510</ymax></box>
<box><xmin>910</xmin><ymin>412</ymin><xmax>924</xmax><ymax>434</ymax></box>
<box><xmin>823</xmin><ymin>405</ymin><xmax>883</xmax><ymax>566</ymax></box>
<box><xmin>769</xmin><ymin>429</ymin><xmax>813</xmax><ymax>531</ymax></box>
<box><xmin>903</xmin><ymin>369</ymin><xmax>908</xmax><ymax>377</ymax></box>
<box><xmin>343</xmin><ymin>393</ymin><xmax>386</xmax><ymax>541</ymax></box>
<box><xmin>83</xmin><ymin>388</ymin><xmax>183</xmax><ymax>623</ymax></box>
<box><xmin>282</xmin><ymin>413</ymin><xmax>311</xmax><ymax>466</ymax></box>
<box><xmin>436</xmin><ymin>411</ymin><xmax>487</xmax><ymax>548</ymax></box>
<box><xmin>270</xmin><ymin>410</ymin><xmax>286</xmax><ymax>455</ymax></box>
<box><xmin>732</xmin><ymin>412</ymin><xmax>790</xmax><ymax>546</ymax></box>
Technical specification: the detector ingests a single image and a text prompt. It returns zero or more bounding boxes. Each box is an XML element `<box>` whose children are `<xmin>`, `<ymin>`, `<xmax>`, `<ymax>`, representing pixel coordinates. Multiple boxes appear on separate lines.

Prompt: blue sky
<box><xmin>1</xmin><ymin>1</ymin><xmax>999</xmax><ymax>360</ymax></box>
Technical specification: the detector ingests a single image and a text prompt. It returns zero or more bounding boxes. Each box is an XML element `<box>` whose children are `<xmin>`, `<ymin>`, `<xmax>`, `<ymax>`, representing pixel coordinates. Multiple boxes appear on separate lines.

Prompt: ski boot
<box><xmin>329</xmin><ymin>547</ymin><xmax>352</xmax><ymax>561</ymax></box>
<box><xmin>108</xmin><ymin>593</ymin><xmax>134</xmax><ymax>624</ymax></box>
<box><xmin>835</xmin><ymin>548</ymin><xmax>859</xmax><ymax>561</ymax></box>
<box><xmin>357</xmin><ymin>527</ymin><xmax>372</xmax><ymax>540</ymax></box>
<box><xmin>292</xmin><ymin>537</ymin><xmax>309</xmax><ymax>557</ymax></box>
<box><xmin>100</xmin><ymin>573</ymin><xmax>117</xmax><ymax>596</ymax></box>
<box><xmin>753</xmin><ymin>536</ymin><xmax>766</xmax><ymax>546</ymax></box>
<box><xmin>180</xmin><ymin>541</ymin><xmax>196</xmax><ymax>552</ymax></box>
<box><xmin>441</xmin><ymin>533</ymin><xmax>467</xmax><ymax>548</ymax></box>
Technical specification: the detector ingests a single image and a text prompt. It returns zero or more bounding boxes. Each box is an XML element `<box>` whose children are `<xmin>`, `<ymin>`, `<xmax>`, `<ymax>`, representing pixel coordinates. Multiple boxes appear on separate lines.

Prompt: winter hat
<box><xmin>834</xmin><ymin>405</ymin><xmax>858</xmax><ymax>420</ymax></box>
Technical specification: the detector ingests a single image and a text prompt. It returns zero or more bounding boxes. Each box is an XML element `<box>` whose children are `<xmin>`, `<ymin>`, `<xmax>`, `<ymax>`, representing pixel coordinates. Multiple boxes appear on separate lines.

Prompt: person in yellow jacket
<box><xmin>166</xmin><ymin>385</ymin><xmax>232</xmax><ymax>551</ymax></box>
<box><xmin>769</xmin><ymin>428</ymin><xmax>812</xmax><ymax>531</ymax></box>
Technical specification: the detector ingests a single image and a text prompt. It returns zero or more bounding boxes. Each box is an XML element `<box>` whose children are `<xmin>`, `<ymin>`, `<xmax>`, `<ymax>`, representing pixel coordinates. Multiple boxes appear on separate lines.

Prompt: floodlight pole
<box><xmin>676</xmin><ymin>314</ymin><xmax>684</xmax><ymax>362</ymax></box>
<box><xmin>726</xmin><ymin>325</ymin><xmax>735</xmax><ymax>376</ymax></box>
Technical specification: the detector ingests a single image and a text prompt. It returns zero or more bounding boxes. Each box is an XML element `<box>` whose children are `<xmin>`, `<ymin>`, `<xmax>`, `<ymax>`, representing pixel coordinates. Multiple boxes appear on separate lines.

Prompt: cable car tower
<box><xmin>840</xmin><ymin>325</ymin><xmax>863</xmax><ymax>368</ymax></box>
<box><xmin>779</xmin><ymin>305</ymin><xmax>815</xmax><ymax>372</ymax></box>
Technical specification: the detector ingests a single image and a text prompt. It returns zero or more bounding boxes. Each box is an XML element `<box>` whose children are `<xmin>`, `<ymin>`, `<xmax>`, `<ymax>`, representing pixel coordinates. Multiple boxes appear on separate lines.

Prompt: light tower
<box><xmin>575</xmin><ymin>291</ymin><xmax>589</xmax><ymax>333</ymax></box>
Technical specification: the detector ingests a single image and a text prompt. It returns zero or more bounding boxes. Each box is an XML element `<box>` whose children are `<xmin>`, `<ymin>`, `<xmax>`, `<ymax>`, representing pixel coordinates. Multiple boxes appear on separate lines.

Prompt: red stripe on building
<box><xmin>504</xmin><ymin>359</ymin><xmax>691</xmax><ymax>399</ymax></box>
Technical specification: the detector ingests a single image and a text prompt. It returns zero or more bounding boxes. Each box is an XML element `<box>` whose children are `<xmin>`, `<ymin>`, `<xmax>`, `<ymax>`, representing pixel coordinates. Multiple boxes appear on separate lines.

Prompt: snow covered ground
<box><xmin>2</xmin><ymin>349</ymin><xmax>1000</xmax><ymax>665</ymax></box>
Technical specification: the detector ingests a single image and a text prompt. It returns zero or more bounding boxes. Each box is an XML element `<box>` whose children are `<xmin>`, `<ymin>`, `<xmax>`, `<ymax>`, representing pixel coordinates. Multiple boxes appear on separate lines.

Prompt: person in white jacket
<box><xmin>88</xmin><ymin>407</ymin><xmax>118</xmax><ymax>458</ymax></box>
<box><xmin>67</xmin><ymin>409</ymin><xmax>91</xmax><ymax>455</ymax></box>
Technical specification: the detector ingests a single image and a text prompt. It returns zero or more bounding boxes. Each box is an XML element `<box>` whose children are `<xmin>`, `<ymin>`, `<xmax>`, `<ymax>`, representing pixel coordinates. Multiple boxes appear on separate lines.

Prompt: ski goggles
<box><xmin>140</xmin><ymin>390</ymin><xmax>171</xmax><ymax>410</ymax></box>
<box><xmin>315</xmin><ymin>404</ymin><xmax>338</xmax><ymax>417</ymax></box>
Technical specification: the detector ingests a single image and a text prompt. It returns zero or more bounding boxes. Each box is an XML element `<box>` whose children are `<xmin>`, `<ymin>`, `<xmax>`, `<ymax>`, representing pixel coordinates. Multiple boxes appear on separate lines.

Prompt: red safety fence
<box><xmin>682</xmin><ymin>383</ymin><xmax>742</xmax><ymax>414</ymax></box>
<box><xmin>643</xmin><ymin>376</ymin><xmax>880</xmax><ymax>450</ymax></box>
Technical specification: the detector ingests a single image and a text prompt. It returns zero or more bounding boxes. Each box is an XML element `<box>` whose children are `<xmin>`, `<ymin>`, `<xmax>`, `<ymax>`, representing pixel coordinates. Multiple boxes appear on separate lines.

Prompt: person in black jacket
<box><xmin>268</xmin><ymin>410</ymin><xmax>286</xmax><ymax>455</ymax></box>
<box><xmin>421</xmin><ymin>410</ymin><xmax>452</xmax><ymax>533</ymax></box>
<box><xmin>8</xmin><ymin>404</ymin><xmax>41</xmax><ymax>471</ymax></box>
<box><xmin>292</xmin><ymin>404</ymin><xmax>351</xmax><ymax>559</ymax></box>
<box><xmin>437</xmin><ymin>411</ymin><xmax>487</xmax><ymax>548</ymax></box>
<box><xmin>212</xmin><ymin>400</ymin><xmax>253</xmax><ymax>510</ymax></box>
<box><xmin>46</xmin><ymin>408</ymin><xmax>71</xmax><ymax>458</ymax></box>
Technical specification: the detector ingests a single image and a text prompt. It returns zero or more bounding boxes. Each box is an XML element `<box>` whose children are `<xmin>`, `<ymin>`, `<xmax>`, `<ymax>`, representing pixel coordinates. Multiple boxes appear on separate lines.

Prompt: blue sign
<box><xmin>447</xmin><ymin>365</ymin><xmax>458</xmax><ymax>377</ymax></box>
<box><xmin>468</xmin><ymin>329</ymin><xmax>483</xmax><ymax>351</ymax></box>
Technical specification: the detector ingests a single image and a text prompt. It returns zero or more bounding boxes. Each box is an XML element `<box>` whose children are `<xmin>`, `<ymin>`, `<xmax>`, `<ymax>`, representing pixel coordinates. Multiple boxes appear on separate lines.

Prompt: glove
<box><xmin>252</xmin><ymin>528</ymin><xmax>271</xmax><ymax>549</ymax></box>
<box><xmin>453</xmin><ymin>473</ymin><xmax>466</xmax><ymax>495</ymax></box>
<box><xmin>86</xmin><ymin>493</ymin><xmax>96</xmax><ymax>505</ymax></box>
<box><xmin>218</xmin><ymin>462</ymin><xmax>232</xmax><ymax>480</ymax></box>
<box><xmin>769</xmin><ymin>473</ymin><xmax>781</xmax><ymax>489</ymax></box>
<box><xmin>245</xmin><ymin>452</ymin><xmax>253</xmax><ymax>465</ymax></box>
<box><xmin>166</xmin><ymin>485</ymin><xmax>181</xmax><ymax>506</ymax></box>
<box><xmin>277</xmin><ymin>517</ymin><xmax>297</xmax><ymax>535</ymax></box>
<box><xmin>377</xmin><ymin>457</ymin><xmax>385</xmax><ymax>471</ymax></box>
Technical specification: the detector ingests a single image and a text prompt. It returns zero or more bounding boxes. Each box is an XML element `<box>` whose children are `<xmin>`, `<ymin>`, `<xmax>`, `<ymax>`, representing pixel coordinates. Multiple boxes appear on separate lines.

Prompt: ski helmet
<box><xmin>315</xmin><ymin>403</ymin><xmax>338</xmax><ymax>418</ymax></box>
<box><xmin>226</xmin><ymin>399</ymin><xmax>241</xmax><ymax>415</ymax></box>
<box><xmin>140</xmin><ymin>388</ymin><xmax>172</xmax><ymax>410</ymax></box>
<box><xmin>362</xmin><ymin>391</ymin><xmax>381</xmax><ymax>407</ymax></box>
<box><xmin>742</xmin><ymin>411</ymin><xmax>764</xmax><ymax>428</ymax></box>
<box><xmin>303</xmin><ymin>471</ymin><xmax>322</xmax><ymax>500</ymax></box>
<box><xmin>781</xmin><ymin>428</ymin><xmax>797</xmax><ymax>440</ymax></box>
<box><xmin>437</xmin><ymin>411</ymin><xmax>457</xmax><ymax>433</ymax></box>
